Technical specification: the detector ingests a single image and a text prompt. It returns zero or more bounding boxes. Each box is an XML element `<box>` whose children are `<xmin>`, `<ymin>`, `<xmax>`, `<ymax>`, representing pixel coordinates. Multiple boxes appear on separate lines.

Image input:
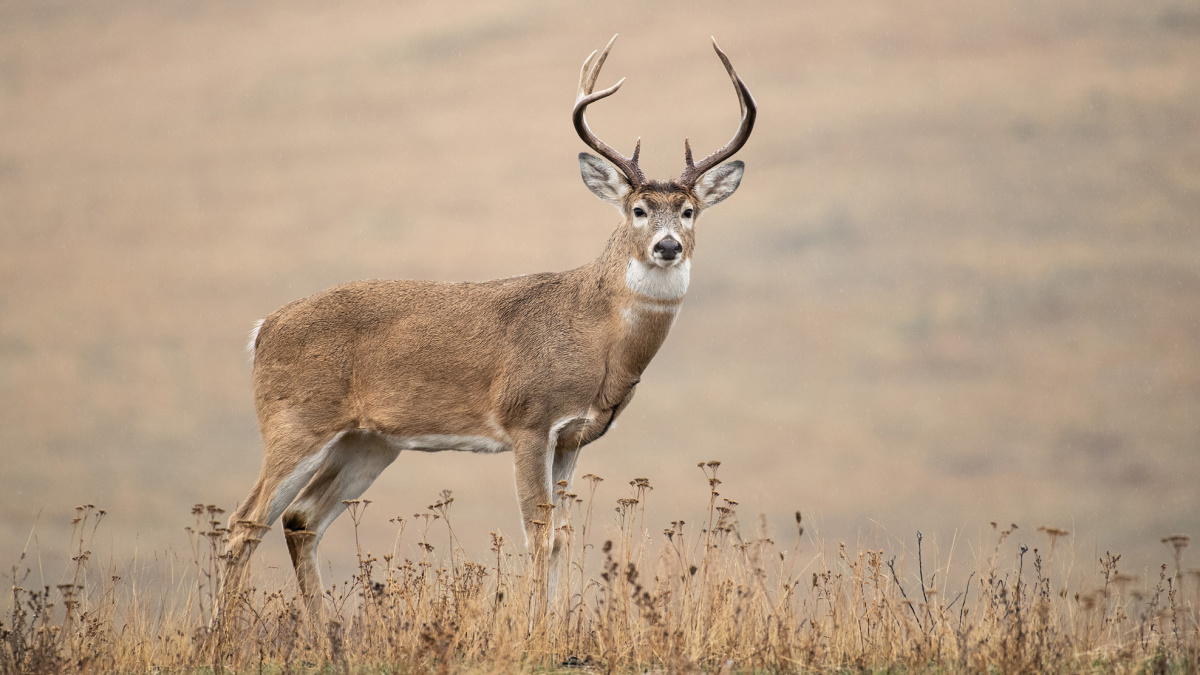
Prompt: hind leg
<box><xmin>280</xmin><ymin>430</ymin><xmax>400</xmax><ymax>618</ymax></box>
<box><xmin>221</xmin><ymin>427</ymin><xmax>338</xmax><ymax>617</ymax></box>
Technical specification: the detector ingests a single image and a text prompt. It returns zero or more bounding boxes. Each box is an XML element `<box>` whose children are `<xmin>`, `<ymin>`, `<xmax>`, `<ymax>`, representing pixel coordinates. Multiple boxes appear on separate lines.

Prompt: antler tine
<box><xmin>572</xmin><ymin>34</ymin><xmax>645</xmax><ymax>187</ymax></box>
<box><xmin>679</xmin><ymin>37</ymin><xmax>758</xmax><ymax>187</ymax></box>
<box><xmin>576</xmin><ymin>50</ymin><xmax>599</xmax><ymax>99</ymax></box>
<box><xmin>577</xmin><ymin>34</ymin><xmax>617</xmax><ymax>99</ymax></box>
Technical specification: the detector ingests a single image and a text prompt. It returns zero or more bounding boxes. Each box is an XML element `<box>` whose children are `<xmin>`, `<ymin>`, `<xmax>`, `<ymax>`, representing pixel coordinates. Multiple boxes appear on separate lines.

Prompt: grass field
<box><xmin>4</xmin><ymin>463</ymin><xmax>1197</xmax><ymax>673</ymax></box>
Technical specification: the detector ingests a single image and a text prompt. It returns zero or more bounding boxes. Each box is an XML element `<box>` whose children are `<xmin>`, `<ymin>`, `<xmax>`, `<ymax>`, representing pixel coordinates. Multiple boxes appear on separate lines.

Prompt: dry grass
<box><xmin>3</xmin><ymin>463</ymin><xmax>1197</xmax><ymax>674</ymax></box>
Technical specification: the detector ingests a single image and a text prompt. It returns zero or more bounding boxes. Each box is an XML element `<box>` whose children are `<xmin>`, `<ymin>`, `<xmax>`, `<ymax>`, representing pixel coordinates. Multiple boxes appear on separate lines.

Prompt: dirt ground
<box><xmin>1</xmin><ymin>0</ymin><xmax>1198</xmax><ymax>586</ymax></box>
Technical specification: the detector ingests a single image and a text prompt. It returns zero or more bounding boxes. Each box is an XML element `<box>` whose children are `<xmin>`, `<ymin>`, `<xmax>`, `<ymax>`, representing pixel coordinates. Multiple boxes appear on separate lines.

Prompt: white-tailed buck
<box><xmin>222</xmin><ymin>35</ymin><xmax>756</xmax><ymax>617</ymax></box>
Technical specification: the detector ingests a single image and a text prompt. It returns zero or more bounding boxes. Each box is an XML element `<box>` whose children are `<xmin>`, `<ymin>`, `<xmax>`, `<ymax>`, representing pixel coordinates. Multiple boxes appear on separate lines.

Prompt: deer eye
<box><xmin>682</xmin><ymin>208</ymin><xmax>693</xmax><ymax>219</ymax></box>
<box><xmin>633</xmin><ymin>207</ymin><xmax>646</xmax><ymax>218</ymax></box>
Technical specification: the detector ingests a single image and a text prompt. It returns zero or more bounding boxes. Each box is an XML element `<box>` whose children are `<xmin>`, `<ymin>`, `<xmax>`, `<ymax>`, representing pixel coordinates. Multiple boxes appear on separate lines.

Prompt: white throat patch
<box><xmin>625</xmin><ymin>258</ymin><xmax>690</xmax><ymax>300</ymax></box>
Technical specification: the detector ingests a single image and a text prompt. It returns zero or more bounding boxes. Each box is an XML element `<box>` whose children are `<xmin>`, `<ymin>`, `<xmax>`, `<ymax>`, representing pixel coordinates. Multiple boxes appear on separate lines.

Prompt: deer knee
<box><xmin>281</xmin><ymin>510</ymin><xmax>317</xmax><ymax>546</ymax></box>
<box><xmin>281</xmin><ymin>510</ymin><xmax>308</xmax><ymax>534</ymax></box>
<box><xmin>282</xmin><ymin>511</ymin><xmax>319</xmax><ymax>566</ymax></box>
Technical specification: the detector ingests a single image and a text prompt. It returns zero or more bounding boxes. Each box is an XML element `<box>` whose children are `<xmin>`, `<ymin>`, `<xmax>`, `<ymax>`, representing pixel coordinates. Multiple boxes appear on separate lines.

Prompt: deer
<box><xmin>219</xmin><ymin>35</ymin><xmax>756</xmax><ymax>621</ymax></box>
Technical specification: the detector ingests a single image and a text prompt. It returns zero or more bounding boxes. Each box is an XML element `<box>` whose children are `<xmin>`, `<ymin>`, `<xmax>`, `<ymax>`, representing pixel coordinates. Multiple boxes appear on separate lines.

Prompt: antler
<box><xmin>573</xmin><ymin>35</ymin><xmax>646</xmax><ymax>187</ymax></box>
<box><xmin>677</xmin><ymin>38</ymin><xmax>757</xmax><ymax>187</ymax></box>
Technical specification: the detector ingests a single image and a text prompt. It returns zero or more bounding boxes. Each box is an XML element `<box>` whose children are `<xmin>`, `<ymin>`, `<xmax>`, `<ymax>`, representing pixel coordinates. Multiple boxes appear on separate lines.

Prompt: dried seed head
<box><xmin>1162</xmin><ymin>534</ymin><xmax>1190</xmax><ymax>552</ymax></box>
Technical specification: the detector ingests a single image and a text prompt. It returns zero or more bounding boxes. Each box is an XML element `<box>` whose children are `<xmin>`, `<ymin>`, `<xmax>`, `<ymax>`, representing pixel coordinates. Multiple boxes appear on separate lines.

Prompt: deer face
<box><xmin>627</xmin><ymin>185</ymin><xmax>694</xmax><ymax>268</ymax></box>
<box><xmin>578</xmin><ymin>153</ymin><xmax>744</xmax><ymax>269</ymax></box>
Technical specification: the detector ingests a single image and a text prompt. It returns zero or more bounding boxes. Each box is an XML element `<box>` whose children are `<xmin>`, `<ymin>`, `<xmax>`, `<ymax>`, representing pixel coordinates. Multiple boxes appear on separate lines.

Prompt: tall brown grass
<box><xmin>3</xmin><ymin>462</ymin><xmax>1197</xmax><ymax>673</ymax></box>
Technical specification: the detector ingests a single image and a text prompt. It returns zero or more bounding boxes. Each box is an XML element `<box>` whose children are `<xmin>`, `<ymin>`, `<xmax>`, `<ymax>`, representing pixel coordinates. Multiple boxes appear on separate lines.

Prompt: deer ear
<box><xmin>694</xmin><ymin>160</ymin><xmax>744</xmax><ymax>208</ymax></box>
<box><xmin>579</xmin><ymin>153</ymin><xmax>631</xmax><ymax>208</ymax></box>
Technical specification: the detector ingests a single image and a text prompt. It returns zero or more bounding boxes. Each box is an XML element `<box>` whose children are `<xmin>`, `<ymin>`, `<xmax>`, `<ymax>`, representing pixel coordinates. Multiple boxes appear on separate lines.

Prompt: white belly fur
<box><xmin>385</xmin><ymin>433</ymin><xmax>511</xmax><ymax>454</ymax></box>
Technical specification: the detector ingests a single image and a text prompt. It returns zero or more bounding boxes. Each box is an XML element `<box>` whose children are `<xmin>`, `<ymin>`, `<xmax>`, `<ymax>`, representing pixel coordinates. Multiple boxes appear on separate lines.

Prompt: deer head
<box><xmin>574</xmin><ymin>35</ymin><xmax>757</xmax><ymax>274</ymax></box>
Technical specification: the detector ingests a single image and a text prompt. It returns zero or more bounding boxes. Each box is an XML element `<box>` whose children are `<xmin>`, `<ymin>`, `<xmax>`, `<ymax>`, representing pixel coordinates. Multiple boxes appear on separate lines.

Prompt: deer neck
<box><xmin>591</xmin><ymin>230</ymin><xmax>689</xmax><ymax>383</ymax></box>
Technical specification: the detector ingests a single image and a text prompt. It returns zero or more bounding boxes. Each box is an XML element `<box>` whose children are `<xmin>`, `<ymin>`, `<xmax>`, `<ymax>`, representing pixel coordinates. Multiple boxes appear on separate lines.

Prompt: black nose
<box><xmin>653</xmin><ymin>238</ymin><xmax>682</xmax><ymax>260</ymax></box>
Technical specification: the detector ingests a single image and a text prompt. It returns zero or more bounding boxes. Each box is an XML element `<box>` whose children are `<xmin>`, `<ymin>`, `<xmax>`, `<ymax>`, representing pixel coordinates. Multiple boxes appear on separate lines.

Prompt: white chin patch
<box><xmin>626</xmin><ymin>257</ymin><xmax>690</xmax><ymax>299</ymax></box>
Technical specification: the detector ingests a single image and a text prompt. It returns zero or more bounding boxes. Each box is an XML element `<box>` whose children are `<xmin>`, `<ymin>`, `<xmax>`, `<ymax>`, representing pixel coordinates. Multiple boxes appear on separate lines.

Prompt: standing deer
<box><xmin>221</xmin><ymin>35</ymin><xmax>756</xmax><ymax>618</ymax></box>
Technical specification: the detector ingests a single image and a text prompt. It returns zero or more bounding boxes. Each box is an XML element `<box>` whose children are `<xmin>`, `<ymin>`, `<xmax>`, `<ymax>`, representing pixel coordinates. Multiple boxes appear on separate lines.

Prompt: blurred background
<box><xmin>1</xmin><ymin>0</ymin><xmax>1197</xmax><ymax>585</ymax></box>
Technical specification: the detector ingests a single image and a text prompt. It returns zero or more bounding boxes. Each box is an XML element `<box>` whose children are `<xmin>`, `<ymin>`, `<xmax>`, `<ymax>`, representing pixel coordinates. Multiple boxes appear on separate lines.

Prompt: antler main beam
<box><xmin>677</xmin><ymin>38</ymin><xmax>757</xmax><ymax>187</ymax></box>
<box><xmin>573</xmin><ymin>35</ymin><xmax>646</xmax><ymax>187</ymax></box>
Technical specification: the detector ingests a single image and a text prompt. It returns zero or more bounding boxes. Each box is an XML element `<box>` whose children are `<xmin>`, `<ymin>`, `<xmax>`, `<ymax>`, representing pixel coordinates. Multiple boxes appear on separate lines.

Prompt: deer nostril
<box><xmin>653</xmin><ymin>238</ymin><xmax>681</xmax><ymax>260</ymax></box>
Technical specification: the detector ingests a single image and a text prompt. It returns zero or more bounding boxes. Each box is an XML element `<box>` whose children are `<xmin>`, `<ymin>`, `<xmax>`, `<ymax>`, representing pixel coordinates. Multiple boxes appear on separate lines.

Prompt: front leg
<box><xmin>513</xmin><ymin>430</ymin><xmax>554</xmax><ymax>555</ymax></box>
